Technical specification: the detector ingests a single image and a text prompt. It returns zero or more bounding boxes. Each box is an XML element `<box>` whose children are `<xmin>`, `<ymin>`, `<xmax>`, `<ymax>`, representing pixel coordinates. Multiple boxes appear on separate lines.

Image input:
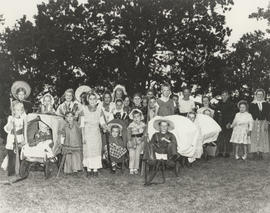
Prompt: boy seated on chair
<box><xmin>149</xmin><ymin>119</ymin><xmax>179</xmax><ymax>164</ymax></box>
<box><xmin>104</xmin><ymin>123</ymin><xmax>127</xmax><ymax>173</ymax></box>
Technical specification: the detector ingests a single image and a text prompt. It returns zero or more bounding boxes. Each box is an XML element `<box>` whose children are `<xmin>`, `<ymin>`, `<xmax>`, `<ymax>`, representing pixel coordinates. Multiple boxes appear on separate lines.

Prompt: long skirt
<box><xmin>250</xmin><ymin>120</ymin><xmax>269</xmax><ymax>153</ymax></box>
<box><xmin>83</xmin><ymin>126</ymin><xmax>102</xmax><ymax>170</ymax></box>
<box><xmin>64</xmin><ymin>151</ymin><xmax>83</xmax><ymax>174</ymax></box>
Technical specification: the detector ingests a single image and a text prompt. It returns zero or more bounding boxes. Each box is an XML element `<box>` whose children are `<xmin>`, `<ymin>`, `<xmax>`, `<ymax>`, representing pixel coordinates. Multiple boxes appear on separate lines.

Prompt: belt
<box><xmin>11</xmin><ymin>129</ymin><xmax>23</xmax><ymax>135</ymax></box>
<box><xmin>131</xmin><ymin>133</ymin><xmax>143</xmax><ymax>138</ymax></box>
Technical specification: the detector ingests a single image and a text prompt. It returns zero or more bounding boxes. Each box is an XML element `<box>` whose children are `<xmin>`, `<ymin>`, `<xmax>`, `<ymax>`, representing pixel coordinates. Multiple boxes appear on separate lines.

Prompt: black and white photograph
<box><xmin>0</xmin><ymin>0</ymin><xmax>270</xmax><ymax>212</ymax></box>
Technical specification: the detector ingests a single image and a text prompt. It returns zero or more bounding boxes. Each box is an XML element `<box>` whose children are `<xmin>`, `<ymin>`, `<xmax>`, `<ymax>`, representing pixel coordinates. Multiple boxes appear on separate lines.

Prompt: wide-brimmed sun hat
<box><xmin>75</xmin><ymin>85</ymin><xmax>92</xmax><ymax>102</ymax></box>
<box><xmin>11</xmin><ymin>81</ymin><xmax>31</xmax><ymax>99</ymax></box>
<box><xmin>129</xmin><ymin>108</ymin><xmax>144</xmax><ymax>120</ymax></box>
<box><xmin>153</xmin><ymin>119</ymin><xmax>175</xmax><ymax>131</ymax></box>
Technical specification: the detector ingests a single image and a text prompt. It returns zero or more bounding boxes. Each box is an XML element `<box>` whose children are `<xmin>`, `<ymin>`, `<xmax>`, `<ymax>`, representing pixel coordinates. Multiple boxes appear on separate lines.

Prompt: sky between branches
<box><xmin>0</xmin><ymin>0</ymin><xmax>269</xmax><ymax>47</ymax></box>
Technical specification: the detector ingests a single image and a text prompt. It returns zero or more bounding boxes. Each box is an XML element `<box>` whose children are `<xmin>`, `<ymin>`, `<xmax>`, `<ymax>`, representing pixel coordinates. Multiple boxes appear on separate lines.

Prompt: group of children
<box><xmin>2</xmin><ymin>81</ymin><xmax>270</xmax><ymax>179</ymax></box>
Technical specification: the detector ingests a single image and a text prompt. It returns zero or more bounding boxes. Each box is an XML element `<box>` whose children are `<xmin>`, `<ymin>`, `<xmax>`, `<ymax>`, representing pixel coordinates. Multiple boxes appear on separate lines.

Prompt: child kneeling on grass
<box><xmin>230</xmin><ymin>100</ymin><xmax>253</xmax><ymax>160</ymax></box>
<box><xmin>104</xmin><ymin>122</ymin><xmax>127</xmax><ymax>173</ymax></box>
<box><xmin>127</xmin><ymin>109</ymin><xmax>146</xmax><ymax>175</ymax></box>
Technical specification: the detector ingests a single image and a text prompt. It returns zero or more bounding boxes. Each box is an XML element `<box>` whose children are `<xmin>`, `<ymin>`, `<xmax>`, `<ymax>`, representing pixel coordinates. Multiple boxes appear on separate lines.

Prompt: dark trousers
<box><xmin>7</xmin><ymin>150</ymin><xmax>16</xmax><ymax>176</ymax></box>
<box><xmin>217</xmin><ymin>129</ymin><xmax>232</xmax><ymax>155</ymax></box>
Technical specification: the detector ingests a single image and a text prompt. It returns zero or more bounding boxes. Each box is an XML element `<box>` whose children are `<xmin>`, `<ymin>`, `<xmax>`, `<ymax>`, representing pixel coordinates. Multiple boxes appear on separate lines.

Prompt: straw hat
<box><xmin>129</xmin><ymin>108</ymin><xmax>144</xmax><ymax>120</ymax></box>
<box><xmin>11</xmin><ymin>81</ymin><xmax>31</xmax><ymax>99</ymax></box>
<box><xmin>153</xmin><ymin>119</ymin><xmax>175</xmax><ymax>131</ymax></box>
<box><xmin>41</xmin><ymin>93</ymin><xmax>55</xmax><ymax>105</ymax></box>
<box><xmin>75</xmin><ymin>85</ymin><xmax>92</xmax><ymax>102</ymax></box>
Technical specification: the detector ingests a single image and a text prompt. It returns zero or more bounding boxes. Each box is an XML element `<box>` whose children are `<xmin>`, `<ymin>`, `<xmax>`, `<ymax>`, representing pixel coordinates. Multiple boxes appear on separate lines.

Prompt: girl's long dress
<box><xmin>81</xmin><ymin>106</ymin><xmax>102</xmax><ymax>169</ymax></box>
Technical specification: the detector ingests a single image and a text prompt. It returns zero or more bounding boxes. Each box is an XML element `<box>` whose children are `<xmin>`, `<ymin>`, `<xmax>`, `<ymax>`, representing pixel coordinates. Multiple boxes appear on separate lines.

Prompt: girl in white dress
<box><xmin>230</xmin><ymin>100</ymin><xmax>253</xmax><ymax>160</ymax></box>
<box><xmin>80</xmin><ymin>93</ymin><xmax>103</xmax><ymax>177</ymax></box>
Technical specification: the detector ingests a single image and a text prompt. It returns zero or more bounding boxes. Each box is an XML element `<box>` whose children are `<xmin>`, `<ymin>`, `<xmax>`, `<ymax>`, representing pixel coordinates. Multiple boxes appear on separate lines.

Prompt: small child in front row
<box><xmin>104</xmin><ymin>123</ymin><xmax>127</xmax><ymax>173</ymax></box>
<box><xmin>230</xmin><ymin>100</ymin><xmax>253</xmax><ymax>160</ymax></box>
<box><xmin>150</xmin><ymin>119</ymin><xmax>178</xmax><ymax>162</ymax></box>
<box><xmin>127</xmin><ymin>109</ymin><xmax>146</xmax><ymax>175</ymax></box>
<box><xmin>60</xmin><ymin>112</ymin><xmax>83</xmax><ymax>174</ymax></box>
<box><xmin>3</xmin><ymin>101</ymin><xmax>26</xmax><ymax>176</ymax></box>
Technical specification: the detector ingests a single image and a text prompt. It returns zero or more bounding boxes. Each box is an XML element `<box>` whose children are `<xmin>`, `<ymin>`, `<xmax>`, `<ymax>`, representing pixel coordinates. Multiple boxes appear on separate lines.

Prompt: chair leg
<box><xmin>161</xmin><ymin>160</ymin><xmax>165</xmax><ymax>184</ymax></box>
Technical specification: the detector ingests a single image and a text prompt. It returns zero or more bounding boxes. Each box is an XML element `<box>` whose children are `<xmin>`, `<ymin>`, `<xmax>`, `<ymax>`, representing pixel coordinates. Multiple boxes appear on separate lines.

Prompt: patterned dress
<box><xmin>230</xmin><ymin>112</ymin><xmax>253</xmax><ymax>145</ymax></box>
<box><xmin>80</xmin><ymin>106</ymin><xmax>102</xmax><ymax>170</ymax></box>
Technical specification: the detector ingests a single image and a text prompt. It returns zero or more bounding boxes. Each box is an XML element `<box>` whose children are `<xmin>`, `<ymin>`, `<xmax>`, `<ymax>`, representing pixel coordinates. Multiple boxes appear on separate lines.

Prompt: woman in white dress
<box><xmin>81</xmin><ymin>93</ymin><xmax>103</xmax><ymax>177</ymax></box>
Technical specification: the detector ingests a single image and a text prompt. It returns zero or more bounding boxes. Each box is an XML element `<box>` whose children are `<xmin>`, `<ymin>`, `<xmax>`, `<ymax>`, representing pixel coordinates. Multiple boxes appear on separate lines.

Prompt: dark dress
<box><xmin>216</xmin><ymin>99</ymin><xmax>237</xmax><ymax>155</ymax></box>
<box><xmin>157</xmin><ymin>99</ymin><xmax>175</xmax><ymax>116</ymax></box>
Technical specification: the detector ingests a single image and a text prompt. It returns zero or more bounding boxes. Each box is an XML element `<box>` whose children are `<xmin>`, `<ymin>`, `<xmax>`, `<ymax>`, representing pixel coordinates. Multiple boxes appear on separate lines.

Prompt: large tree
<box><xmin>1</xmin><ymin>0</ymin><xmax>233</xmax><ymax>97</ymax></box>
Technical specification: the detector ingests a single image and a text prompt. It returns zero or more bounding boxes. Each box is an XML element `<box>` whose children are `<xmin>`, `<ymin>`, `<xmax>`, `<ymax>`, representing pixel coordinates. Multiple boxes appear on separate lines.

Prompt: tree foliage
<box><xmin>1</xmin><ymin>0</ymin><xmax>233</xmax><ymax>98</ymax></box>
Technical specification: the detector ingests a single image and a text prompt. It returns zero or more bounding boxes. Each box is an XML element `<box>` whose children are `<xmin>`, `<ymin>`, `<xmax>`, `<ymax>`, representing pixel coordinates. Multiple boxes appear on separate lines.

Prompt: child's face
<box><xmin>13</xmin><ymin>105</ymin><xmax>24</xmax><ymax>117</ymax></box>
<box><xmin>66</xmin><ymin>114</ymin><xmax>74</xmax><ymax>124</ymax></box>
<box><xmin>115</xmin><ymin>89</ymin><xmax>123</xmax><ymax>99</ymax></box>
<box><xmin>133</xmin><ymin>113</ymin><xmax>142</xmax><ymax>123</ymax></box>
<box><xmin>188</xmin><ymin>114</ymin><xmax>196</xmax><ymax>122</ymax></box>
<box><xmin>116</xmin><ymin>101</ymin><xmax>123</xmax><ymax>110</ymax></box>
<box><xmin>142</xmin><ymin>99</ymin><xmax>148</xmax><ymax>107</ymax></box>
<box><xmin>239</xmin><ymin>104</ymin><xmax>247</xmax><ymax>113</ymax></box>
<box><xmin>17</xmin><ymin>91</ymin><xmax>26</xmax><ymax>101</ymax></box>
<box><xmin>172</xmin><ymin>96</ymin><xmax>179</xmax><ymax>104</ymax></box>
<box><xmin>123</xmin><ymin>97</ymin><xmax>130</xmax><ymax>107</ymax></box>
<box><xmin>43</xmin><ymin>96</ymin><xmax>52</xmax><ymax>106</ymax></box>
<box><xmin>147</xmin><ymin>91</ymin><xmax>154</xmax><ymax>98</ymax></box>
<box><xmin>160</xmin><ymin>122</ymin><xmax>169</xmax><ymax>133</ymax></box>
<box><xmin>133</xmin><ymin>96</ymin><xmax>141</xmax><ymax>106</ymax></box>
<box><xmin>103</xmin><ymin>94</ymin><xmax>111</xmax><ymax>104</ymax></box>
<box><xmin>202</xmin><ymin>97</ymin><xmax>209</xmax><ymax>107</ymax></box>
<box><xmin>183</xmin><ymin>89</ymin><xmax>191</xmax><ymax>99</ymax></box>
<box><xmin>88</xmin><ymin>95</ymin><xmax>97</xmax><ymax>106</ymax></box>
<box><xmin>111</xmin><ymin>127</ymin><xmax>120</xmax><ymax>138</ymax></box>
<box><xmin>149</xmin><ymin>99</ymin><xmax>156</xmax><ymax>109</ymax></box>
<box><xmin>162</xmin><ymin>87</ymin><xmax>171</xmax><ymax>97</ymax></box>
<box><xmin>65</xmin><ymin>92</ymin><xmax>73</xmax><ymax>102</ymax></box>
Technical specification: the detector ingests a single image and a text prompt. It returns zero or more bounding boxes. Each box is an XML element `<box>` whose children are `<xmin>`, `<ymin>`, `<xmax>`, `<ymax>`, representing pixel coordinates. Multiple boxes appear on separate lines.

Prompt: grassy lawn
<box><xmin>0</xmin><ymin>144</ymin><xmax>270</xmax><ymax>213</ymax></box>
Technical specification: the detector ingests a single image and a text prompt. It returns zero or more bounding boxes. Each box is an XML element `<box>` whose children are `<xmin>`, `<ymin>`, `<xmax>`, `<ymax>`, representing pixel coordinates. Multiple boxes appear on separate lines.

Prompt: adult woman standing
<box><xmin>249</xmin><ymin>89</ymin><xmax>270</xmax><ymax>159</ymax></box>
<box><xmin>80</xmin><ymin>93</ymin><xmax>103</xmax><ymax>176</ymax></box>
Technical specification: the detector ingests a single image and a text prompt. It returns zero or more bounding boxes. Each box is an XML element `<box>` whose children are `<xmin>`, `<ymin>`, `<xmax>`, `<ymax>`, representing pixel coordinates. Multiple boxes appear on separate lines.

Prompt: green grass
<box><xmin>0</xmin><ymin>143</ymin><xmax>270</xmax><ymax>213</ymax></box>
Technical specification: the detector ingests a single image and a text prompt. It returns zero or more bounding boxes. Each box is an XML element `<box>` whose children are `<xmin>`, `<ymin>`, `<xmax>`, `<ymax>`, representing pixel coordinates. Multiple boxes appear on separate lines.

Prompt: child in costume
<box><xmin>150</xmin><ymin>119</ymin><xmax>178</xmax><ymax>161</ymax></box>
<box><xmin>39</xmin><ymin>93</ymin><xmax>55</xmax><ymax>114</ymax></box>
<box><xmin>230</xmin><ymin>100</ymin><xmax>253</xmax><ymax>160</ymax></box>
<box><xmin>157</xmin><ymin>83</ymin><xmax>175</xmax><ymax>116</ymax></box>
<box><xmin>3</xmin><ymin>101</ymin><xmax>26</xmax><ymax>176</ymax></box>
<box><xmin>56</xmin><ymin>89</ymin><xmax>80</xmax><ymax>119</ymax></box>
<box><xmin>60</xmin><ymin>112</ymin><xmax>83</xmax><ymax>174</ymax></box>
<box><xmin>127</xmin><ymin>109</ymin><xmax>146</xmax><ymax>175</ymax></box>
<box><xmin>104</xmin><ymin>122</ymin><xmax>127</xmax><ymax>173</ymax></box>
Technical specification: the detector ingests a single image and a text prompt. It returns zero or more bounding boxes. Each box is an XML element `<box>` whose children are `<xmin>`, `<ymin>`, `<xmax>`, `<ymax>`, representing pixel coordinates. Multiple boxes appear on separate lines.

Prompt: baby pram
<box><xmin>20</xmin><ymin>113</ymin><xmax>64</xmax><ymax>179</ymax></box>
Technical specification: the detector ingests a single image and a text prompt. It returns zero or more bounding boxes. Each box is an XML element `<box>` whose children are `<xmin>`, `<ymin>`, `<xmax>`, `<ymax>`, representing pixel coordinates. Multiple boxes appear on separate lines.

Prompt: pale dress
<box><xmin>230</xmin><ymin>112</ymin><xmax>253</xmax><ymax>144</ymax></box>
<box><xmin>81</xmin><ymin>106</ymin><xmax>102</xmax><ymax>170</ymax></box>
